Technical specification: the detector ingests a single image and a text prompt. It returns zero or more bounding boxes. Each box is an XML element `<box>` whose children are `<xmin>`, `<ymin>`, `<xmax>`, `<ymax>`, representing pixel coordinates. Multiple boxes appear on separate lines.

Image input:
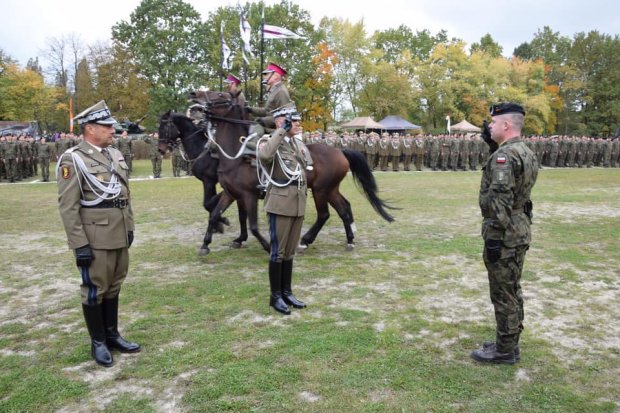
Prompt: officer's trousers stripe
<box><xmin>81</xmin><ymin>266</ymin><xmax>97</xmax><ymax>305</ymax></box>
<box><xmin>268</xmin><ymin>213</ymin><xmax>279</xmax><ymax>262</ymax></box>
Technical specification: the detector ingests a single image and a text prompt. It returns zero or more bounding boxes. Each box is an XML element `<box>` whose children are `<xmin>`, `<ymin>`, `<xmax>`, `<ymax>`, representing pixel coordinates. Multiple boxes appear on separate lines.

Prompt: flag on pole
<box><xmin>69</xmin><ymin>95</ymin><xmax>74</xmax><ymax>132</ymax></box>
<box><xmin>239</xmin><ymin>11</ymin><xmax>253</xmax><ymax>65</ymax></box>
<box><xmin>446</xmin><ymin>115</ymin><xmax>451</xmax><ymax>134</ymax></box>
<box><xmin>262</xmin><ymin>24</ymin><xmax>305</xmax><ymax>40</ymax></box>
<box><xmin>221</xmin><ymin>21</ymin><xmax>232</xmax><ymax>70</ymax></box>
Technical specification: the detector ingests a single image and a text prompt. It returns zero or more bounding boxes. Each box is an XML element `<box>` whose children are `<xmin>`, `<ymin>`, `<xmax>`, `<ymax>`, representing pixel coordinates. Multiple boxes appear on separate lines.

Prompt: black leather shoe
<box><xmin>269</xmin><ymin>296</ymin><xmax>291</xmax><ymax>315</ymax></box>
<box><xmin>470</xmin><ymin>346</ymin><xmax>516</xmax><ymax>365</ymax></box>
<box><xmin>483</xmin><ymin>341</ymin><xmax>520</xmax><ymax>361</ymax></box>
<box><xmin>91</xmin><ymin>340</ymin><xmax>113</xmax><ymax>367</ymax></box>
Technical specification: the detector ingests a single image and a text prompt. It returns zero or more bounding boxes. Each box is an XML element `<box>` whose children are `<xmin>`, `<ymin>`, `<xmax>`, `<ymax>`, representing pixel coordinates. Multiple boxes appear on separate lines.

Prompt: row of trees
<box><xmin>1</xmin><ymin>0</ymin><xmax>619</xmax><ymax>136</ymax></box>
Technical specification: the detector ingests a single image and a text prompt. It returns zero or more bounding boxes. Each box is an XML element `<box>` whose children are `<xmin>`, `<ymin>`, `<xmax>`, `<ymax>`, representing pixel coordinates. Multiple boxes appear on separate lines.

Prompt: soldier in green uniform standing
<box><xmin>144</xmin><ymin>133</ymin><xmax>163</xmax><ymax>178</ymax></box>
<box><xmin>258</xmin><ymin>104</ymin><xmax>309</xmax><ymax>315</ymax></box>
<box><xmin>171</xmin><ymin>139</ymin><xmax>184</xmax><ymax>177</ymax></box>
<box><xmin>378</xmin><ymin>133</ymin><xmax>390</xmax><ymax>171</ymax></box>
<box><xmin>471</xmin><ymin>103</ymin><xmax>538</xmax><ymax>365</ymax></box>
<box><xmin>57</xmin><ymin>100</ymin><xmax>140</xmax><ymax>367</ymax></box>
<box><xmin>38</xmin><ymin>136</ymin><xmax>52</xmax><ymax>182</ymax></box>
<box><xmin>0</xmin><ymin>135</ymin><xmax>7</xmax><ymax>181</ymax></box>
<box><xmin>5</xmin><ymin>135</ymin><xmax>19</xmax><ymax>182</ymax></box>
<box><xmin>117</xmin><ymin>131</ymin><xmax>134</xmax><ymax>176</ymax></box>
<box><xmin>365</xmin><ymin>132</ymin><xmax>378</xmax><ymax>169</ymax></box>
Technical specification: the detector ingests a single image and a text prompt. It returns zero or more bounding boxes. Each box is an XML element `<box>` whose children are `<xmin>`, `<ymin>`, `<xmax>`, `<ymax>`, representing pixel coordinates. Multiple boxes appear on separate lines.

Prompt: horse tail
<box><xmin>342</xmin><ymin>149</ymin><xmax>396</xmax><ymax>222</ymax></box>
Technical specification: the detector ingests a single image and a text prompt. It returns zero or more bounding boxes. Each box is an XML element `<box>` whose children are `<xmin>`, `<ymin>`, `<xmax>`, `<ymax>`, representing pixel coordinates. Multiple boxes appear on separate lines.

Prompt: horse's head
<box><xmin>158</xmin><ymin>110</ymin><xmax>180</xmax><ymax>154</ymax></box>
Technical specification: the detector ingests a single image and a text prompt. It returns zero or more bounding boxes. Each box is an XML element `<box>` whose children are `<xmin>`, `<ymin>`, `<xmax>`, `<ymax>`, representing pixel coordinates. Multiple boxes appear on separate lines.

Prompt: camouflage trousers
<box><xmin>483</xmin><ymin>243</ymin><xmax>529</xmax><ymax>353</ymax></box>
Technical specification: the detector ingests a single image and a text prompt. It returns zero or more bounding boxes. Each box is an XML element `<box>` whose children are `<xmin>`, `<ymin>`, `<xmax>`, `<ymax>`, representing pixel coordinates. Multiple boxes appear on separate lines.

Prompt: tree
<box><xmin>319</xmin><ymin>17</ymin><xmax>370</xmax><ymax>119</ymax></box>
<box><xmin>112</xmin><ymin>0</ymin><xmax>210</xmax><ymax>116</ymax></box>
<box><xmin>470</xmin><ymin>34</ymin><xmax>503</xmax><ymax>58</ymax></box>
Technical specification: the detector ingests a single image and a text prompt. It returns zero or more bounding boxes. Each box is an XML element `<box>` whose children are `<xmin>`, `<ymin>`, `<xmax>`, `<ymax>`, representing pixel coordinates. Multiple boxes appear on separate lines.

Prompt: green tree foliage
<box><xmin>112</xmin><ymin>0</ymin><xmax>210</xmax><ymax>116</ymax></box>
<box><xmin>470</xmin><ymin>33</ymin><xmax>503</xmax><ymax>58</ymax></box>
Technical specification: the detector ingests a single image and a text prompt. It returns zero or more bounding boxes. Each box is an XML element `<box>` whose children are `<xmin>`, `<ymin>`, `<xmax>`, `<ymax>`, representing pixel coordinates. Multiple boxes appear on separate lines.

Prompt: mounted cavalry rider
<box><xmin>257</xmin><ymin>103</ymin><xmax>310</xmax><ymax>315</ymax></box>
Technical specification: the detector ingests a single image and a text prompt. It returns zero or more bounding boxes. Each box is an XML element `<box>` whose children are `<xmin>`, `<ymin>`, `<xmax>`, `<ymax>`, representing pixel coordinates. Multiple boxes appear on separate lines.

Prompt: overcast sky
<box><xmin>1</xmin><ymin>0</ymin><xmax>619</xmax><ymax>66</ymax></box>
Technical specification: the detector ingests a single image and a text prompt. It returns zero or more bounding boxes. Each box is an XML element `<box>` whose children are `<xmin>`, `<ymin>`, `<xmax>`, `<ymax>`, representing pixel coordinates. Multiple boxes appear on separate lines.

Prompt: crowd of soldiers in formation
<box><xmin>300</xmin><ymin>131</ymin><xmax>620</xmax><ymax>172</ymax></box>
<box><xmin>2</xmin><ymin>130</ymin><xmax>619</xmax><ymax>183</ymax></box>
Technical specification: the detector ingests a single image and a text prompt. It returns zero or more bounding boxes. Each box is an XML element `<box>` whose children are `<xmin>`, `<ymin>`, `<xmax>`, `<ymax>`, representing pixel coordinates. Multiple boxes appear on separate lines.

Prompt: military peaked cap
<box><xmin>271</xmin><ymin>103</ymin><xmax>301</xmax><ymax>120</ymax></box>
<box><xmin>73</xmin><ymin>100</ymin><xmax>117</xmax><ymax>125</ymax></box>
<box><xmin>490</xmin><ymin>102</ymin><xmax>525</xmax><ymax>117</ymax></box>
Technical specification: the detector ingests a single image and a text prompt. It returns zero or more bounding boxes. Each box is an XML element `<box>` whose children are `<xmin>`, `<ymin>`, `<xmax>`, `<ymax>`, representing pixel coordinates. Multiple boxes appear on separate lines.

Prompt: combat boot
<box><xmin>483</xmin><ymin>341</ymin><xmax>520</xmax><ymax>361</ymax></box>
<box><xmin>470</xmin><ymin>344</ymin><xmax>516</xmax><ymax>365</ymax></box>
<box><xmin>269</xmin><ymin>261</ymin><xmax>290</xmax><ymax>315</ymax></box>
<box><xmin>82</xmin><ymin>304</ymin><xmax>113</xmax><ymax>367</ymax></box>
<box><xmin>281</xmin><ymin>259</ymin><xmax>306</xmax><ymax>309</ymax></box>
<box><xmin>102</xmin><ymin>297</ymin><xmax>141</xmax><ymax>353</ymax></box>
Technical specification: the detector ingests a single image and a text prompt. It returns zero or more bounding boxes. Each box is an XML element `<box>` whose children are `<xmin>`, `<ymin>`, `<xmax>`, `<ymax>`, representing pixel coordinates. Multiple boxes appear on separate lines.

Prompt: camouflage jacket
<box><xmin>479</xmin><ymin>137</ymin><xmax>538</xmax><ymax>247</ymax></box>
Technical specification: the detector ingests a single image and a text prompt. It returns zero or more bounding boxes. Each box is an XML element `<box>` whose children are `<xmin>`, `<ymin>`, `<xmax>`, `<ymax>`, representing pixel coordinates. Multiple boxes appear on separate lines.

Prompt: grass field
<box><xmin>1</xmin><ymin>160</ymin><xmax>619</xmax><ymax>412</ymax></box>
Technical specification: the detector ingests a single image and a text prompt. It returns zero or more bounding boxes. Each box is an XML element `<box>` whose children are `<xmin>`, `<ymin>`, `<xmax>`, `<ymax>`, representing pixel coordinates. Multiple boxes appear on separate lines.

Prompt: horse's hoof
<box><xmin>215</xmin><ymin>223</ymin><xmax>225</xmax><ymax>234</ymax></box>
<box><xmin>230</xmin><ymin>241</ymin><xmax>242</xmax><ymax>249</ymax></box>
<box><xmin>345</xmin><ymin>244</ymin><xmax>355</xmax><ymax>251</ymax></box>
<box><xmin>198</xmin><ymin>248</ymin><xmax>210</xmax><ymax>256</ymax></box>
<box><xmin>221</xmin><ymin>217</ymin><xmax>231</xmax><ymax>226</ymax></box>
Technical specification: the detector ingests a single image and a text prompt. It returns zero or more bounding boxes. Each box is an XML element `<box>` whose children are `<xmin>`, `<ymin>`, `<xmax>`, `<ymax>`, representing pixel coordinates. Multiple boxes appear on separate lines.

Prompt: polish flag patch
<box><xmin>496</xmin><ymin>156</ymin><xmax>506</xmax><ymax>164</ymax></box>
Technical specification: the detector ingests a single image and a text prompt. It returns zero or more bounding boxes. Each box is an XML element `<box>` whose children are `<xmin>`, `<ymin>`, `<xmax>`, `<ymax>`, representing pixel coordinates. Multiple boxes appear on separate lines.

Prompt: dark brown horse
<box><xmin>159</xmin><ymin>91</ymin><xmax>394</xmax><ymax>255</ymax></box>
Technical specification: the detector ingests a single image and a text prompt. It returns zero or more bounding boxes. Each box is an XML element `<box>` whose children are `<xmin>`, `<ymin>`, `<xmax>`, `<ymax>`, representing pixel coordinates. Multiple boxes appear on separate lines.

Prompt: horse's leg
<box><xmin>202</xmin><ymin>185</ymin><xmax>226</xmax><ymax>234</ymax></box>
<box><xmin>299</xmin><ymin>191</ymin><xmax>331</xmax><ymax>250</ymax></box>
<box><xmin>236</xmin><ymin>193</ymin><xmax>269</xmax><ymax>252</ymax></box>
<box><xmin>328</xmin><ymin>191</ymin><xmax>355</xmax><ymax>251</ymax></box>
<box><xmin>200</xmin><ymin>192</ymin><xmax>234</xmax><ymax>256</ymax></box>
<box><xmin>230</xmin><ymin>203</ymin><xmax>249</xmax><ymax>249</ymax></box>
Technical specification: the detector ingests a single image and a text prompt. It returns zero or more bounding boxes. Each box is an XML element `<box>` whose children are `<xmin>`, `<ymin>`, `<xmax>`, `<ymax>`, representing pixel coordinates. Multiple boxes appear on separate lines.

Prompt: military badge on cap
<box><xmin>73</xmin><ymin>100</ymin><xmax>118</xmax><ymax>125</ymax></box>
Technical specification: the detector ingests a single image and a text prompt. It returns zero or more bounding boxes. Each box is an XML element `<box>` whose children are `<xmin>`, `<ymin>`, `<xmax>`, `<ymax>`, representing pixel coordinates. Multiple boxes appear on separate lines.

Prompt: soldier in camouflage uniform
<box><xmin>171</xmin><ymin>139</ymin><xmax>184</xmax><ymax>177</ymax></box>
<box><xmin>5</xmin><ymin>135</ymin><xmax>19</xmax><ymax>182</ymax></box>
<box><xmin>144</xmin><ymin>133</ymin><xmax>163</xmax><ymax>178</ymax></box>
<box><xmin>38</xmin><ymin>136</ymin><xmax>52</xmax><ymax>181</ymax></box>
<box><xmin>471</xmin><ymin>103</ymin><xmax>538</xmax><ymax>365</ymax></box>
<box><xmin>116</xmin><ymin>131</ymin><xmax>134</xmax><ymax>175</ymax></box>
<box><xmin>0</xmin><ymin>135</ymin><xmax>7</xmax><ymax>181</ymax></box>
<box><xmin>429</xmin><ymin>135</ymin><xmax>440</xmax><ymax>171</ymax></box>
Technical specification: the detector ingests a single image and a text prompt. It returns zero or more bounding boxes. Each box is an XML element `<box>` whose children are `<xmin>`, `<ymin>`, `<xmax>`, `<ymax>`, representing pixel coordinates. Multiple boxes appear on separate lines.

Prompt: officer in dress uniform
<box><xmin>471</xmin><ymin>102</ymin><xmax>538</xmax><ymax>365</ymax></box>
<box><xmin>57</xmin><ymin>100</ymin><xmax>140</xmax><ymax>367</ymax></box>
<box><xmin>257</xmin><ymin>104</ymin><xmax>309</xmax><ymax>315</ymax></box>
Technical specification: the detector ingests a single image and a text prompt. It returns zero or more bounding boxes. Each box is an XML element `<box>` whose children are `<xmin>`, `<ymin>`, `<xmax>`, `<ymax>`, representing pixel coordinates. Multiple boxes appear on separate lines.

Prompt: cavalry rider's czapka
<box><xmin>262</xmin><ymin>62</ymin><xmax>287</xmax><ymax>76</ymax></box>
<box><xmin>489</xmin><ymin>102</ymin><xmax>526</xmax><ymax>117</ymax></box>
<box><xmin>225</xmin><ymin>74</ymin><xmax>242</xmax><ymax>85</ymax></box>
<box><xmin>73</xmin><ymin>100</ymin><xmax>118</xmax><ymax>126</ymax></box>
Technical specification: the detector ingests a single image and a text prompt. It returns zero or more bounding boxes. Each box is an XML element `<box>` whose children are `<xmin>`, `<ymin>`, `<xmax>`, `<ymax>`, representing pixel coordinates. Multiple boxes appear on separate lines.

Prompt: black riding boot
<box><xmin>102</xmin><ymin>297</ymin><xmax>141</xmax><ymax>353</ymax></box>
<box><xmin>269</xmin><ymin>261</ymin><xmax>290</xmax><ymax>315</ymax></box>
<box><xmin>281</xmin><ymin>259</ymin><xmax>306</xmax><ymax>309</ymax></box>
<box><xmin>82</xmin><ymin>304</ymin><xmax>113</xmax><ymax>367</ymax></box>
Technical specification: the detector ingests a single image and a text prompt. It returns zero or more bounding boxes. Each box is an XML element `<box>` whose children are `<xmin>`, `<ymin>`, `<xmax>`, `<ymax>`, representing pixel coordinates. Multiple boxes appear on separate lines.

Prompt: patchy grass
<box><xmin>0</xmin><ymin>163</ymin><xmax>619</xmax><ymax>412</ymax></box>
